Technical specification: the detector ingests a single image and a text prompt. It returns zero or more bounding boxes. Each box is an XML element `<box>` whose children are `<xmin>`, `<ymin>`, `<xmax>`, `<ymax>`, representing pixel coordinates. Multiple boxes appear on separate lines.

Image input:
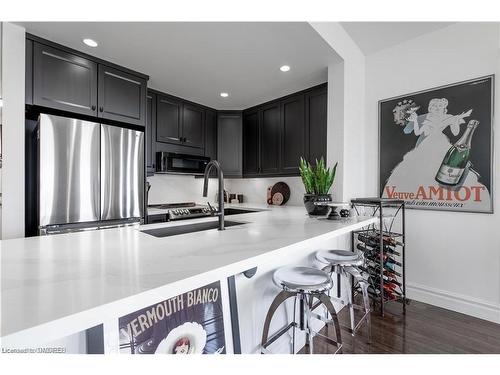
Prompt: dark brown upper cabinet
<box><xmin>146</xmin><ymin>91</ymin><xmax>156</xmax><ymax>175</ymax></box>
<box><xmin>25</xmin><ymin>39</ymin><xmax>33</xmax><ymax>105</ymax></box>
<box><xmin>156</xmin><ymin>94</ymin><xmax>182</xmax><ymax>145</ymax></box>
<box><xmin>204</xmin><ymin>109</ymin><xmax>217</xmax><ymax>160</ymax></box>
<box><xmin>98</xmin><ymin>65</ymin><xmax>147</xmax><ymax>126</ymax></box>
<box><xmin>306</xmin><ymin>86</ymin><xmax>327</xmax><ymax>164</ymax></box>
<box><xmin>155</xmin><ymin>93</ymin><xmax>206</xmax><ymax>151</ymax></box>
<box><xmin>242</xmin><ymin>83</ymin><xmax>327</xmax><ymax>177</ymax></box>
<box><xmin>33</xmin><ymin>43</ymin><xmax>98</xmax><ymax>117</ymax></box>
<box><xmin>29</xmin><ymin>37</ymin><xmax>148</xmax><ymax>127</ymax></box>
<box><xmin>281</xmin><ymin>94</ymin><xmax>306</xmax><ymax>174</ymax></box>
<box><xmin>260</xmin><ymin>103</ymin><xmax>281</xmax><ymax>175</ymax></box>
<box><xmin>217</xmin><ymin>112</ymin><xmax>242</xmax><ymax>177</ymax></box>
<box><xmin>182</xmin><ymin>103</ymin><xmax>205</xmax><ymax>148</ymax></box>
<box><xmin>242</xmin><ymin>110</ymin><xmax>260</xmax><ymax>176</ymax></box>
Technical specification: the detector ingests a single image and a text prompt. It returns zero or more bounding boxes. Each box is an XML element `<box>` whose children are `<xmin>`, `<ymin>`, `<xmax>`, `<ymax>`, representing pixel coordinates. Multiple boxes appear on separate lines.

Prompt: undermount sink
<box><xmin>141</xmin><ymin>220</ymin><xmax>245</xmax><ymax>238</ymax></box>
<box><xmin>224</xmin><ymin>207</ymin><xmax>262</xmax><ymax>215</ymax></box>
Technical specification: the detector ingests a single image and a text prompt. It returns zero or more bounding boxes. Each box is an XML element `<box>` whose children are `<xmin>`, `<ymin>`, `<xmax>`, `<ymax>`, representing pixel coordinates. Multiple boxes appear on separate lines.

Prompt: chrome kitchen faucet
<box><xmin>202</xmin><ymin>160</ymin><xmax>225</xmax><ymax>230</ymax></box>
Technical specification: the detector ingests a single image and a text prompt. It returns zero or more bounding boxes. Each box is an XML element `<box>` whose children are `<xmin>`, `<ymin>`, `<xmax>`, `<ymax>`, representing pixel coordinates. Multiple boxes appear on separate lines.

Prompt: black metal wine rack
<box><xmin>350</xmin><ymin>198</ymin><xmax>408</xmax><ymax>316</ymax></box>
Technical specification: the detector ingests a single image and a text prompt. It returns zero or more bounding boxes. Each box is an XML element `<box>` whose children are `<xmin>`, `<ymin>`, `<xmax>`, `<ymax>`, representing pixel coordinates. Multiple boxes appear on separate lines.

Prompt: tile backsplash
<box><xmin>147</xmin><ymin>174</ymin><xmax>305</xmax><ymax>206</ymax></box>
<box><xmin>226</xmin><ymin>176</ymin><xmax>304</xmax><ymax>206</ymax></box>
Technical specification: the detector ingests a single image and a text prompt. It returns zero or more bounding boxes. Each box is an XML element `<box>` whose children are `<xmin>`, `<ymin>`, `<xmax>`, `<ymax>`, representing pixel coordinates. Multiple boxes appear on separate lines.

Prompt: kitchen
<box><xmin>1</xmin><ymin>15</ymin><xmax>500</xmax><ymax>365</ymax></box>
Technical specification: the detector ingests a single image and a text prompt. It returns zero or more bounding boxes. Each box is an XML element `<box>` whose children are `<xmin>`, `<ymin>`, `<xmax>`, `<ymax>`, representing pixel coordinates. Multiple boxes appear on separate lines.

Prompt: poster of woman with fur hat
<box><xmin>119</xmin><ymin>281</ymin><xmax>226</xmax><ymax>354</ymax></box>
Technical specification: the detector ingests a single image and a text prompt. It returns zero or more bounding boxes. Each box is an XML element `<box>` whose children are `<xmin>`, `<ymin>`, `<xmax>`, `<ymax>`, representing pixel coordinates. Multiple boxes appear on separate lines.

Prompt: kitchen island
<box><xmin>1</xmin><ymin>204</ymin><xmax>376</xmax><ymax>353</ymax></box>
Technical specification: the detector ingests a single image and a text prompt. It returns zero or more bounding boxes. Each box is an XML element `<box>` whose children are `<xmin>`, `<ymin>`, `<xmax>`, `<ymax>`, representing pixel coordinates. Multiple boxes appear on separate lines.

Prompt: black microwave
<box><xmin>156</xmin><ymin>152</ymin><xmax>210</xmax><ymax>175</ymax></box>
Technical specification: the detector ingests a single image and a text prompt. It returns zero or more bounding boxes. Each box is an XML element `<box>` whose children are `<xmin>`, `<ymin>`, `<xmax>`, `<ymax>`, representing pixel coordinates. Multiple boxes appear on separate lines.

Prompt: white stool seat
<box><xmin>273</xmin><ymin>266</ymin><xmax>332</xmax><ymax>293</ymax></box>
<box><xmin>316</xmin><ymin>249</ymin><xmax>363</xmax><ymax>266</ymax></box>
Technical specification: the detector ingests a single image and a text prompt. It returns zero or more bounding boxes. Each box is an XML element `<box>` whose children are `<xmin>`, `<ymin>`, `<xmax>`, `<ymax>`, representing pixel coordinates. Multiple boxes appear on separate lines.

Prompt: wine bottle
<box><xmin>364</xmin><ymin>252</ymin><xmax>402</xmax><ymax>267</ymax></box>
<box><xmin>358</xmin><ymin>233</ymin><xmax>403</xmax><ymax>249</ymax></box>
<box><xmin>370</xmin><ymin>274</ymin><xmax>402</xmax><ymax>287</ymax></box>
<box><xmin>357</xmin><ymin>243</ymin><xmax>401</xmax><ymax>256</ymax></box>
<box><xmin>435</xmin><ymin>119</ymin><xmax>479</xmax><ymax>186</ymax></box>
<box><xmin>364</xmin><ymin>262</ymin><xmax>402</xmax><ymax>277</ymax></box>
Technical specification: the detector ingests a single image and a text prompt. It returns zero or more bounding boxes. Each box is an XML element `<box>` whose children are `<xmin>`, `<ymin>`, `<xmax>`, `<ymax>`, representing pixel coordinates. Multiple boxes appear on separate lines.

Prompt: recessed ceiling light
<box><xmin>280</xmin><ymin>65</ymin><xmax>291</xmax><ymax>72</ymax></box>
<box><xmin>83</xmin><ymin>38</ymin><xmax>98</xmax><ymax>47</ymax></box>
<box><xmin>220</xmin><ymin>92</ymin><xmax>229</xmax><ymax>98</ymax></box>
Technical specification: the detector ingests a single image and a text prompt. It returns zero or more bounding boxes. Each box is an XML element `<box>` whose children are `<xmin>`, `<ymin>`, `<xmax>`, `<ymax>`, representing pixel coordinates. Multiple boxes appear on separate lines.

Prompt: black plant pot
<box><xmin>303</xmin><ymin>194</ymin><xmax>332</xmax><ymax>216</ymax></box>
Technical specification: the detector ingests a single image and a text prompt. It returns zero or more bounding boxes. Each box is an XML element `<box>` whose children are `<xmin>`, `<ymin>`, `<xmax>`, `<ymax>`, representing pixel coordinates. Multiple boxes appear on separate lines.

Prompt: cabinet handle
<box><xmin>91</xmin><ymin>105</ymin><xmax>96</xmax><ymax>111</ymax></box>
<box><xmin>99</xmin><ymin>106</ymin><xmax>104</xmax><ymax>112</ymax></box>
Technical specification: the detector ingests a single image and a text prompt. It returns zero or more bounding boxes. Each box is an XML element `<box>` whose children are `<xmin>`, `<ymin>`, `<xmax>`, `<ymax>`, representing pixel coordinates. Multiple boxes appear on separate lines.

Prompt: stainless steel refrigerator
<box><xmin>38</xmin><ymin>113</ymin><xmax>144</xmax><ymax>234</ymax></box>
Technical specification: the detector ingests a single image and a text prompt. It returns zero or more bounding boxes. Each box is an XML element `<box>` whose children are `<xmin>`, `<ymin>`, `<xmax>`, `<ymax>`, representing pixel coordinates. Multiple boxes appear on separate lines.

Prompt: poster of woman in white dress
<box><xmin>379</xmin><ymin>76</ymin><xmax>493</xmax><ymax>213</ymax></box>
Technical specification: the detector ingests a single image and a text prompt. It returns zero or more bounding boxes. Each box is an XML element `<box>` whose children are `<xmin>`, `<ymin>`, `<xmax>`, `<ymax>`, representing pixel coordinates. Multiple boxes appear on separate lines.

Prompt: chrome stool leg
<box><xmin>261</xmin><ymin>290</ymin><xmax>343</xmax><ymax>354</ymax></box>
<box><xmin>344</xmin><ymin>265</ymin><xmax>371</xmax><ymax>343</ymax></box>
<box><xmin>262</xmin><ymin>266</ymin><xmax>342</xmax><ymax>354</ymax></box>
<box><xmin>316</xmin><ymin>249</ymin><xmax>372</xmax><ymax>344</ymax></box>
<box><xmin>261</xmin><ymin>290</ymin><xmax>297</xmax><ymax>354</ymax></box>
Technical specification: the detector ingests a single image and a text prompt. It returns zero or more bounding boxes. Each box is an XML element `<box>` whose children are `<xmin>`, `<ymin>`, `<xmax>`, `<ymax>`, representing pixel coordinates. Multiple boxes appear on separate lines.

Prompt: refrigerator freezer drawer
<box><xmin>39</xmin><ymin>114</ymin><xmax>101</xmax><ymax>227</ymax></box>
<box><xmin>101</xmin><ymin>125</ymin><xmax>144</xmax><ymax>221</ymax></box>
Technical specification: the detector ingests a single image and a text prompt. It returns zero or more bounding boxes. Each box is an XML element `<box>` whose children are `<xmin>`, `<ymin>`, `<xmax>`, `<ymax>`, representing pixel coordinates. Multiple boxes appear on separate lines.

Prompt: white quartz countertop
<box><xmin>1</xmin><ymin>203</ymin><xmax>376</xmax><ymax>343</ymax></box>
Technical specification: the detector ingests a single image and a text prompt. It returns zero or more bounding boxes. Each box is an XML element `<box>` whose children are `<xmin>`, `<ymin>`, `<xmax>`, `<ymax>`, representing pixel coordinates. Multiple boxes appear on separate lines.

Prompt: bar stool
<box><xmin>315</xmin><ymin>250</ymin><xmax>371</xmax><ymax>342</ymax></box>
<box><xmin>261</xmin><ymin>266</ymin><xmax>342</xmax><ymax>354</ymax></box>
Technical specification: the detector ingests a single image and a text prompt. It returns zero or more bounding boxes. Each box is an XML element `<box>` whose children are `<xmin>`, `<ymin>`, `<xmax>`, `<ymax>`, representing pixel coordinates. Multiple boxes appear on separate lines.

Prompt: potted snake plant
<box><xmin>299</xmin><ymin>157</ymin><xmax>338</xmax><ymax>216</ymax></box>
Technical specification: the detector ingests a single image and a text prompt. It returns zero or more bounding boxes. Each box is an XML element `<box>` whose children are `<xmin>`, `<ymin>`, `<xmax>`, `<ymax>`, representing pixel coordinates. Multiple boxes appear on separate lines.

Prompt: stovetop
<box><xmin>148</xmin><ymin>202</ymin><xmax>197</xmax><ymax>210</ymax></box>
<box><xmin>148</xmin><ymin>202</ymin><xmax>213</xmax><ymax>220</ymax></box>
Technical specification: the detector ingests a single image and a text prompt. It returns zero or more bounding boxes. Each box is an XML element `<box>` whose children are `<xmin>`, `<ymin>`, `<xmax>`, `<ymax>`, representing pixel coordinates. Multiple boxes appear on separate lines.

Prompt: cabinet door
<box><xmin>204</xmin><ymin>109</ymin><xmax>217</xmax><ymax>160</ymax></box>
<box><xmin>260</xmin><ymin>103</ymin><xmax>281</xmax><ymax>174</ymax></box>
<box><xmin>281</xmin><ymin>94</ymin><xmax>306</xmax><ymax>174</ymax></box>
<box><xmin>33</xmin><ymin>42</ymin><xmax>98</xmax><ymax>116</ymax></box>
<box><xmin>98</xmin><ymin>65</ymin><xmax>147</xmax><ymax>126</ymax></box>
<box><xmin>25</xmin><ymin>39</ymin><xmax>33</xmax><ymax>105</ymax></box>
<box><xmin>182</xmin><ymin>103</ymin><xmax>204</xmax><ymax>148</ymax></box>
<box><xmin>243</xmin><ymin>110</ymin><xmax>260</xmax><ymax>176</ymax></box>
<box><xmin>306</xmin><ymin>87</ymin><xmax>327</xmax><ymax>163</ymax></box>
<box><xmin>217</xmin><ymin>113</ymin><xmax>242</xmax><ymax>177</ymax></box>
<box><xmin>146</xmin><ymin>92</ymin><xmax>156</xmax><ymax>175</ymax></box>
<box><xmin>156</xmin><ymin>95</ymin><xmax>182</xmax><ymax>144</ymax></box>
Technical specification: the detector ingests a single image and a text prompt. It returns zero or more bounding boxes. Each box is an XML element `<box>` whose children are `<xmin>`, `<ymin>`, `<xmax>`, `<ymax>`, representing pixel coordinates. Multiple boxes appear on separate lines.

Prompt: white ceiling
<box><xmin>18</xmin><ymin>22</ymin><xmax>341</xmax><ymax>110</ymax></box>
<box><xmin>341</xmin><ymin>22</ymin><xmax>455</xmax><ymax>55</ymax></box>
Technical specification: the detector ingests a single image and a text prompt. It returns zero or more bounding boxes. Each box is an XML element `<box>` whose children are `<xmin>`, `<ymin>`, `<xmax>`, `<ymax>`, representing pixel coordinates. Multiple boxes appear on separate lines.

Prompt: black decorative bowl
<box><xmin>303</xmin><ymin>194</ymin><xmax>332</xmax><ymax>216</ymax></box>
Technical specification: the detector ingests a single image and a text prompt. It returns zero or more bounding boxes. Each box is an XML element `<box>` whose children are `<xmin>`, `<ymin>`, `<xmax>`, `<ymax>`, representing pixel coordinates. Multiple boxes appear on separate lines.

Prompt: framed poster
<box><xmin>379</xmin><ymin>75</ymin><xmax>494</xmax><ymax>213</ymax></box>
<box><xmin>119</xmin><ymin>281</ymin><xmax>227</xmax><ymax>354</ymax></box>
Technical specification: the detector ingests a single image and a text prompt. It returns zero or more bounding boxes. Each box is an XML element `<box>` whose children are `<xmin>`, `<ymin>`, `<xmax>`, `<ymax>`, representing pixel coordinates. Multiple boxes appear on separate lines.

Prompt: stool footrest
<box><xmin>261</xmin><ymin>322</ymin><xmax>297</xmax><ymax>352</ymax></box>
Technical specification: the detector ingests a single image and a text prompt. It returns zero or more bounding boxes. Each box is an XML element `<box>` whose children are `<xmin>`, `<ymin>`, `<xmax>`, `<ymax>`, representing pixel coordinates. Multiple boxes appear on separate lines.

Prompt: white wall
<box><xmin>364</xmin><ymin>23</ymin><xmax>500</xmax><ymax>322</ymax></box>
<box><xmin>1</xmin><ymin>22</ymin><xmax>25</xmax><ymax>240</ymax></box>
<box><xmin>310</xmin><ymin>22</ymin><xmax>368</xmax><ymax>202</ymax></box>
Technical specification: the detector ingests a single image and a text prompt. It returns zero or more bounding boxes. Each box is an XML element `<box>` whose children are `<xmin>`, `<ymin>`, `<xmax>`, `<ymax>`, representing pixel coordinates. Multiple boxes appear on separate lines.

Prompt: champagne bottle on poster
<box><xmin>435</xmin><ymin>119</ymin><xmax>479</xmax><ymax>186</ymax></box>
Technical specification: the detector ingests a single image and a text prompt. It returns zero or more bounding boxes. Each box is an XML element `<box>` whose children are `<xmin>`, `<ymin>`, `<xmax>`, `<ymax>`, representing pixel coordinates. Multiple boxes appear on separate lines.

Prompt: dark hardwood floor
<box><xmin>304</xmin><ymin>300</ymin><xmax>500</xmax><ymax>354</ymax></box>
